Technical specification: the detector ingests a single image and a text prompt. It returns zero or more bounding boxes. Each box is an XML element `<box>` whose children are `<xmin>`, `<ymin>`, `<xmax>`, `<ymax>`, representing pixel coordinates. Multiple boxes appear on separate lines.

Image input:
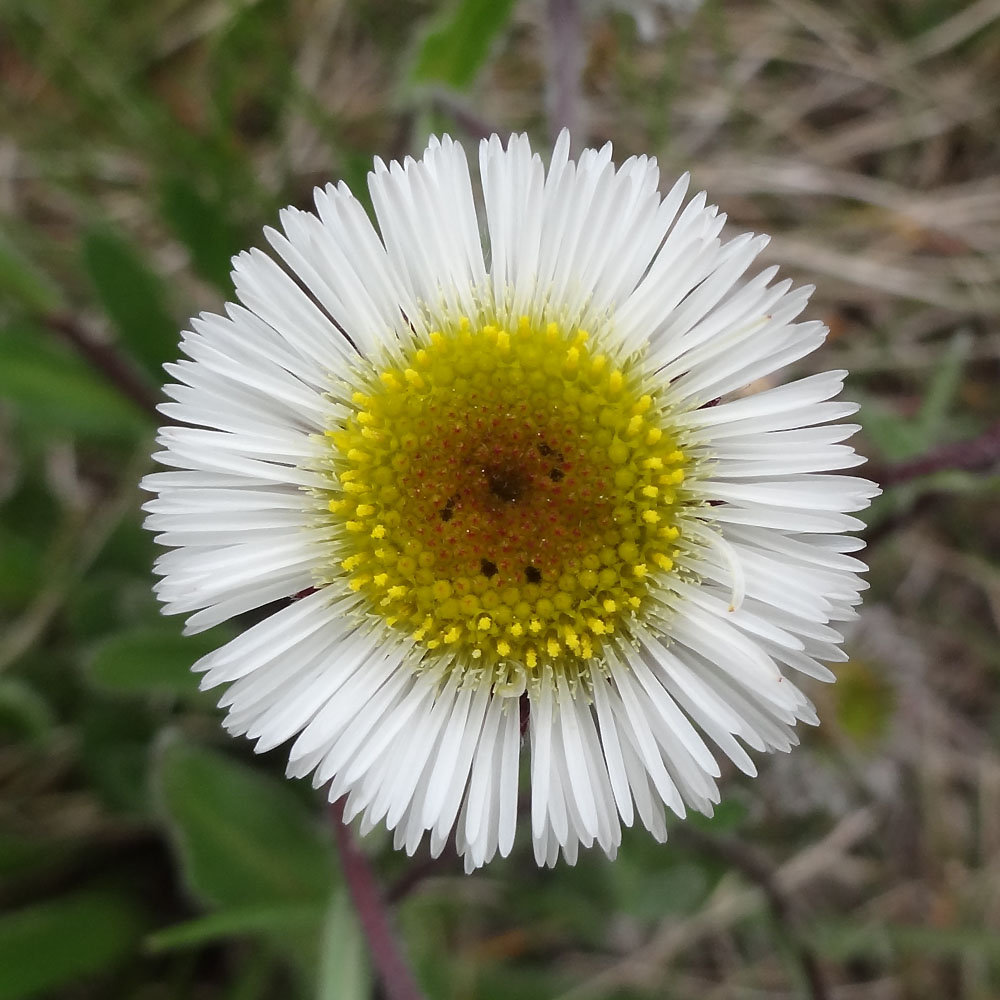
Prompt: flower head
<box><xmin>142</xmin><ymin>132</ymin><xmax>878</xmax><ymax>870</ymax></box>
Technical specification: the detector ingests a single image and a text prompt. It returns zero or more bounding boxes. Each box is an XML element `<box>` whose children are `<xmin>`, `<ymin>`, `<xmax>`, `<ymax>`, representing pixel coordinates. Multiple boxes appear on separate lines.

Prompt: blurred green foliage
<box><xmin>0</xmin><ymin>890</ymin><xmax>145</xmax><ymax>1000</ymax></box>
<box><xmin>2</xmin><ymin>0</ymin><xmax>1000</xmax><ymax>998</ymax></box>
<box><xmin>413</xmin><ymin>0</ymin><xmax>520</xmax><ymax>90</ymax></box>
<box><xmin>82</xmin><ymin>229</ymin><xmax>180</xmax><ymax>379</ymax></box>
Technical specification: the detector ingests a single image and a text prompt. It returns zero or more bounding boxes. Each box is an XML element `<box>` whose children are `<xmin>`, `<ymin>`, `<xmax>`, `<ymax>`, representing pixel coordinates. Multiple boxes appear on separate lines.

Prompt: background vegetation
<box><xmin>2</xmin><ymin>0</ymin><xmax>1000</xmax><ymax>997</ymax></box>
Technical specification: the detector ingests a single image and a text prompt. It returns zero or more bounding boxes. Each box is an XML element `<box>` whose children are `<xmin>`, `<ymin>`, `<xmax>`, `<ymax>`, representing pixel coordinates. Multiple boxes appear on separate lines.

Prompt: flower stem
<box><xmin>873</xmin><ymin>419</ymin><xmax>1000</xmax><ymax>485</ymax></box>
<box><xmin>44</xmin><ymin>312</ymin><xmax>163</xmax><ymax>419</ymax></box>
<box><xmin>329</xmin><ymin>798</ymin><xmax>426</xmax><ymax>1000</ymax></box>
<box><xmin>547</xmin><ymin>0</ymin><xmax>583</xmax><ymax>144</ymax></box>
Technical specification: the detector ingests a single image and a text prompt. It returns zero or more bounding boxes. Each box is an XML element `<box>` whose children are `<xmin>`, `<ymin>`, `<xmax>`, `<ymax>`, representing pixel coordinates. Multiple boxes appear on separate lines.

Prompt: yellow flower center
<box><xmin>319</xmin><ymin>315</ymin><xmax>689</xmax><ymax>688</ymax></box>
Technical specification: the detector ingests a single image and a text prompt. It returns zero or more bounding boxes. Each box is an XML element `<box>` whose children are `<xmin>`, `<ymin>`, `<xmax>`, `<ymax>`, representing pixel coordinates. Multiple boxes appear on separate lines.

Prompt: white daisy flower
<box><xmin>142</xmin><ymin>132</ymin><xmax>878</xmax><ymax>872</ymax></box>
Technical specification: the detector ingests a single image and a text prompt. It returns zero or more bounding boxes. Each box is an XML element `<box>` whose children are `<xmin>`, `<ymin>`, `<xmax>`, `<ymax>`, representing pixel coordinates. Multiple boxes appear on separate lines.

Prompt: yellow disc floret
<box><xmin>317</xmin><ymin>315</ymin><xmax>689</xmax><ymax>687</ymax></box>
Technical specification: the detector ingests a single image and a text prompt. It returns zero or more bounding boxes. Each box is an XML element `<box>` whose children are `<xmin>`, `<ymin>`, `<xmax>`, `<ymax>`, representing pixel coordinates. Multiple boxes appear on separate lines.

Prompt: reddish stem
<box><xmin>44</xmin><ymin>312</ymin><xmax>163</xmax><ymax>419</ymax></box>
<box><xmin>874</xmin><ymin>419</ymin><xmax>1000</xmax><ymax>486</ymax></box>
<box><xmin>329</xmin><ymin>799</ymin><xmax>426</xmax><ymax>1000</ymax></box>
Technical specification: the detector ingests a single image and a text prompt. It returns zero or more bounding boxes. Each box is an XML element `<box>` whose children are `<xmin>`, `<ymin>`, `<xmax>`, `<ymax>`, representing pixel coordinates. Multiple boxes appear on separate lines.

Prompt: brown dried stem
<box><xmin>671</xmin><ymin>826</ymin><xmax>831</xmax><ymax>1000</ymax></box>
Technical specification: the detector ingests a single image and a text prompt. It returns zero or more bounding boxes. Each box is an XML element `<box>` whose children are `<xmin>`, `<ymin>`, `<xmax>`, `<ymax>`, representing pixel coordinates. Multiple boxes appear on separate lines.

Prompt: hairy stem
<box><xmin>329</xmin><ymin>799</ymin><xmax>426</xmax><ymax>1000</ymax></box>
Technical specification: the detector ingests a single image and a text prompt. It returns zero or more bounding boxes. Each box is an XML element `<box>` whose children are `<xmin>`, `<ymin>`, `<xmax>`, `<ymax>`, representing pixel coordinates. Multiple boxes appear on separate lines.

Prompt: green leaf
<box><xmin>0</xmin><ymin>323</ymin><xmax>150</xmax><ymax>440</ymax></box>
<box><xmin>80</xmin><ymin>699</ymin><xmax>157</xmax><ymax>815</ymax></box>
<box><xmin>473</xmin><ymin>966</ymin><xmax>569</xmax><ymax>1000</ymax></box>
<box><xmin>0</xmin><ymin>890</ymin><xmax>142</xmax><ymax>1000</ymax></box>
<box><xmin>146</xmin><ymin>903</ymin><xmax>326</xmax><ymax>953</ymax></box>
<box><xmin>810</xmin><ymin>919</ymin><xmax>1000</xmax><ymax>961</ymax></box>
<box><xmin>612</xmin><ymin>860</ymin><xmax>708</xmax><ymax>922</ymax></box>
<box><xmin>0</xmin><ymin>679</ymin><xmax>54</xmax><ymax>743</ymax></box>
<box><xmin>155</xmin><ymin>736</ymin><xmax>337</xmax><ymax>908</ymax></box>
<box><xmin>81</xmin><ymin>228</ymin><xmax>178</xmax><ymax>379</ymax></box>
<box><xmin>685</xmin><ymin>797</ymin><xmax>748</xmax><ymax>833</ymax></box>
<box><xmin>0</xmin><ymin>526</ymin><xmax>44</xmax><ymax>611</ymax></box>
<box><xmin>833</xmin><ymin>657</ymin><xmax>895</xmax><ymax>745</ymax></box>
<box><xmin>857</xmin><ymin>402</ymin><xmax>921</xmax><ymax>463</ymax></box>
<box><xmin>87</xmin><ymin>625</ymin><xmax>228</xmax><ymax>698</ymax></box>
<box><xmin>860</xmin><ymin>331</ymin><xmax>972</xmax><ymax>466</ymax></box>
<box><xmin>0</xmin><ymin>234</ymin><xmax>61</xmax><ymax>314</ymax></box>
<box><xmin>412</xmin><ymin>0</ymin><xmax>518</xmax><ymax>89</ymax></box>
<box><xmin>159</xmin><ymin>175</ymin><xmax>242</xmax><ymax>292</ymax></box>
<box><xmin>0</xmin><ymin>834</ymin><xmax>70</xmax><ymax>885</ymax></box>
<box><xmin>916</xmin><ymin>330</ymin><xmax>970</xmax><ymax>440</ymax></box>
<box><xmin>317</xmin><ymin>890</ymin><xmax>370</xmax><ymax>1000</ymax></box>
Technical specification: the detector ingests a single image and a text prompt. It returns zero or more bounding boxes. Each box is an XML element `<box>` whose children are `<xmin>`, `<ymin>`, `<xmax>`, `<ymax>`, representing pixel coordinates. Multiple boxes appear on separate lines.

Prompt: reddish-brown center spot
<box><xmin>398</xmin><ymin>397</ymin><xmax>614</xmax><ymax>588</ymax></box>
